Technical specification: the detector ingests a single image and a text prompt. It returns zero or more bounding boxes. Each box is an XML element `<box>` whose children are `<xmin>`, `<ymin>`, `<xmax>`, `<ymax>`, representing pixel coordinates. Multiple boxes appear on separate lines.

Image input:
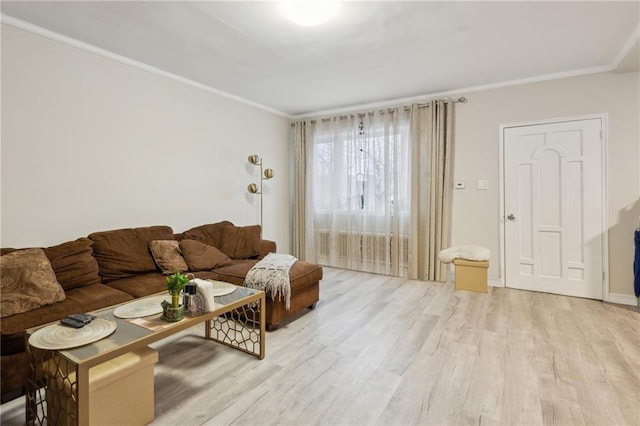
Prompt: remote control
<box><xmin>67</xmin><ymin>313</ymin><xmax>96</xmax><ymax>324</ymax></box>
<box><xmin>60</xmin><ymin>317</ymin><xmax>87</xmax><ymax>328</ymax></box>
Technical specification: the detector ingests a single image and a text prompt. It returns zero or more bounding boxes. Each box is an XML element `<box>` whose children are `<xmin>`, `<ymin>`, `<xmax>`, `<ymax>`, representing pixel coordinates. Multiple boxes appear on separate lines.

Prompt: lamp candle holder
<box><xmin>247</xmin><ymin>154</ymin><xmax>274</xmax><ymax>231</ymax></box>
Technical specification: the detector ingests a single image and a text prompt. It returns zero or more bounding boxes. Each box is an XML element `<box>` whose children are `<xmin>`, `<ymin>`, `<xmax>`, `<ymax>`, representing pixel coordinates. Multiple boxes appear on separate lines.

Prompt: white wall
<box><xmin>452</xmin><ymin>71</ymin><xmax>640</xmax><ymax>296</ymax></box>
<box><xmin>1</xmin><ymin>24</ymin><xmax>292</xmax><ymax>252</ymax></box>
<box><xmin>3</xmin><ymin>24</ymin><xmax>638</xmax><ymax>297</ymax></box>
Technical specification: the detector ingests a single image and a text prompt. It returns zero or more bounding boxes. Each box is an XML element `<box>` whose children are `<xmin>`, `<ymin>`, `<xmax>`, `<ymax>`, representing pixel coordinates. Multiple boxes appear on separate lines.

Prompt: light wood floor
<box><xmin>2</xmin><ymin>267</ymin><xmax>639</xmax><ymax>425</ymax></box>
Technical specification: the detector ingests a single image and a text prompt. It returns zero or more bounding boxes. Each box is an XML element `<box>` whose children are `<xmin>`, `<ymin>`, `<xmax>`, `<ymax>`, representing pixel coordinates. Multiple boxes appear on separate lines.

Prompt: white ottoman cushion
<box><xmin>437</xmin><ymin>245</ymin><xmax>491</xmax><ymax>264</ymax></box>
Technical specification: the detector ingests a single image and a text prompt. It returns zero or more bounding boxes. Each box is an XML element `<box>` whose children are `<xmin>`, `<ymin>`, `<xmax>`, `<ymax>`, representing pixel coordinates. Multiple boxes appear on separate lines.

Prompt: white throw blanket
<box><xmin>244</xmin><ymin>253</ymin><xmax>297</xmax><ymax>309</ymax></box>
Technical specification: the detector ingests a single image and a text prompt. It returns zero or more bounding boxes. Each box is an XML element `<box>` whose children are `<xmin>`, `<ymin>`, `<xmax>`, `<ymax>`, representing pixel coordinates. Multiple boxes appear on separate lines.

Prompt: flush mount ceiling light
<box><xmin>279</xmin><ymin>1</ymin><xmax>340</xmax><ymax>27</ymax></box>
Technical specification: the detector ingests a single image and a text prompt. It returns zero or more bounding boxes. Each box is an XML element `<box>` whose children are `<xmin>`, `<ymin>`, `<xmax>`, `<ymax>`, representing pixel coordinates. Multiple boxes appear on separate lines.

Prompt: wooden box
<box><xmin>46</xmin><ymin>346</ymin><xmax>158</xmax><ymax>425</ymax></box>
<box><xmin>453</xmin><ymin>259</ymin><xmax>489</xmax><ymax>293</ymax></box>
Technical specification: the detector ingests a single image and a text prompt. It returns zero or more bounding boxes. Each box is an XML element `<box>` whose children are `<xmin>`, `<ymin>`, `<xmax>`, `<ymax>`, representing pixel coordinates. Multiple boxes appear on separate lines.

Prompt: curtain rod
<box><xmin>394</xmin><ymin>96</ymin><xmax>466</xmax><ymax>113</ymax></box>
<box><xmin>414</xmin><ymin>96</ymin><xmax>466</xmax><ymax>109</ymax></box>
<box><xmin>379</xmin><ymin>96</ymin><xmax>467</xmax><ymax>113</ymax></box>
<box><xmin>291</xmin><ymin>97</ymin><xmax>467</xmax><ymax>126</ymax></box>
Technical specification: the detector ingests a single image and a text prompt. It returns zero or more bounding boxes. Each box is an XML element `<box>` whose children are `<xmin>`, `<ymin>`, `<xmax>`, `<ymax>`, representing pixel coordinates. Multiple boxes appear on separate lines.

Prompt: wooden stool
<box><xmin>46</xmin><ymin>346</ymin><xmax>158</xmax><ymax>425</ymax></box>
<box><xmin>453</xmin><ymin>258</ymin><xmax>489</xmax><ymax>293</ymax></box>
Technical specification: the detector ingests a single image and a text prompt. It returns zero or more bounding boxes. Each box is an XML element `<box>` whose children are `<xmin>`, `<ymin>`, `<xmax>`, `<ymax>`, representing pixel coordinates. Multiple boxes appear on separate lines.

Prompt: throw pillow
<box><xmin>149</xmin><ymin>240</ymin><xmax>189</xmax><ymax>275</ymax></box>
<box><xmin>180</xmin><ymin>239</ymin><xmax>233</xmax><ymax>271</ymax></box>
<box><xmin>219</xmin><ymin>225</ymin><xmax>262</xmax><ymax>259</ymax></box>
<box><xmin>0</xmin><ymin>248</ymin><xmax>66</xmax><ymax>318</ymax></box>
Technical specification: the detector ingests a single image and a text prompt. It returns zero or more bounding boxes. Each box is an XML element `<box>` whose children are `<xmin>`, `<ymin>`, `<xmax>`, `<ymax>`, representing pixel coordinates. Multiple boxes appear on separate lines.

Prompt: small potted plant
<box><xmin>161</xmin><ymin>272</ymin><xmax>190</xmax><ymax>322</ymax></box>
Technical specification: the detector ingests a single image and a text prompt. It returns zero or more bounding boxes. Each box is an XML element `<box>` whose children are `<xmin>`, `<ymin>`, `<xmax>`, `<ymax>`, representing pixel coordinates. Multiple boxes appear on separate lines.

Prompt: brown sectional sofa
<box><xmin>0</xmin><ymin>221</ymin><xmax>322</xmax><ymax>402</ymax></box>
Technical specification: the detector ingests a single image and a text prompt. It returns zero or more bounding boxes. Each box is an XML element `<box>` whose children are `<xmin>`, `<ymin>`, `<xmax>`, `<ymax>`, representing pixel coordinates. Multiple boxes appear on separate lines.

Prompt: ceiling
<box><xmin>2</xmin><ymin>1</ymin><xmax>639</xmax><ymax>117</ymax></box>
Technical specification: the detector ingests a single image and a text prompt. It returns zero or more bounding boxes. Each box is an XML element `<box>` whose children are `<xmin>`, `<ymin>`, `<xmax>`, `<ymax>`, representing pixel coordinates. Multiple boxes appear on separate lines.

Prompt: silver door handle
<box><xmin>507</xmin><ymin>214</ymin><xmax>516</xmax><ymax>221</ymax></box>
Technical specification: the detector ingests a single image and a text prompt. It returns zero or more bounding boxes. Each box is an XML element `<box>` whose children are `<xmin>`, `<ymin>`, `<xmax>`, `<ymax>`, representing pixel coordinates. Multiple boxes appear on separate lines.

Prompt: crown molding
<box><xmin>612</xmin><ymin>22</ymin><xmax>640</xmax><ymax>69</ymax></box>
<box><xmin>0</xmin><ymin>14</ymin><xmax>292</xmax><ymax>119</ymax></box>
<box><xmin>2</xmin><ymin>13</ymin><xmax>635</xmax><ymax>121</ymax></box>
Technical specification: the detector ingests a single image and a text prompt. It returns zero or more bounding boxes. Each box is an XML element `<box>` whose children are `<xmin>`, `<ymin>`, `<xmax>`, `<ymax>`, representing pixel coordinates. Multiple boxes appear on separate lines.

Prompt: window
<box><xmin>308</xmin><ymin>110</ymin><xmax>410</xmax><ymax>275</ymax></box>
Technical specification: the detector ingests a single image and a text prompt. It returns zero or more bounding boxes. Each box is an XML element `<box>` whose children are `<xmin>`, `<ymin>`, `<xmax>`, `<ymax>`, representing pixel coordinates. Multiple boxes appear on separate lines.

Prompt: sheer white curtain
<box><xmin>303</xmin><ymin>109</ymin><xmax>411</xmax><ymax>275</ymax></box>
<box><xmin>293</xmin><ymin>100</ymin><xmax>454</xmax><ymax>281</ymax></box>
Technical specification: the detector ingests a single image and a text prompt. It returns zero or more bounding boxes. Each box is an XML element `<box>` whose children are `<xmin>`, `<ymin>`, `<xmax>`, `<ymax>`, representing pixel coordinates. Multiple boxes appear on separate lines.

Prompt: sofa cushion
<box><xmin>214</xmin><ymin>260</ymin><xmax>323</xmax><ymax>292</ymax></box>
<box><xmin>0</xmin><ymin>249</ymin><xmax>66</xmax><ymax>318</ymax></box>
<box><xmin>191</xmin><ymin>270</ymin><xmax>221</xmax><ymax>281</ymax></box>
<box><xmin>220</xmin><ymin>225</ymin><xmax>262</xmax><ymax>259</ymax></box>
<box><xmin>258</xmin><ymin>240</ymin><xmax>277</xmax><ymax>260</ymax></box>
<box><xmin>183</xmin><ymin>221</ymin><xmax>233</xmax><ymax>249</ymax></box>
<box><xmin>288</xmin><ymin>261</ymin><xmax>324</xmax><ymax>289</ymax></box>
<box><xmin>211</xmin><ymin>260</ymin><xmax>257</xmax><ymax>286</ymax></box>
<box><xmin>105</xmin><ymin>273</ymin><xmax>169</xmax><ymax>299</ymax></box>
<box><xmin>88</xmin><ymin>226</ymin><xmax>175</xmax><ymax>282</ymax></box>
<box><xmin>0</xmin><ymin>285</ymin><xmax>131</xmax><ymax>357</ymax></box>
<box><xmin>149</xmin><ymin>240</ymin><xmax>189</xmax><ymax>275</ymax></box>
<box><xmin>43</xmin><ymin>238</ymin><xmax>102</xmax><ymax>290</ymax></box>
<box><xmin>64</xmin><ymin>284</ymin><xmax>134</xmax><ymax>313</ymax></box>
<box><xmin>0</xmin><ymin>299</ymin><xmax>83</xmax><ymax>337</ymax></box>
<box><xmin>180</xmin><ymin>239</ymin><xmax>233</xmax><ymax>271</ymax></box>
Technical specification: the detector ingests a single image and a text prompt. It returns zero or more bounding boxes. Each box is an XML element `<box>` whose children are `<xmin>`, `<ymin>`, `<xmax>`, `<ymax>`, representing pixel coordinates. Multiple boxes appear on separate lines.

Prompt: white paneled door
<box><xmin>503</xmin><ymin>118</ymin><xmax>604</xmax><ymax>299</ymax></box>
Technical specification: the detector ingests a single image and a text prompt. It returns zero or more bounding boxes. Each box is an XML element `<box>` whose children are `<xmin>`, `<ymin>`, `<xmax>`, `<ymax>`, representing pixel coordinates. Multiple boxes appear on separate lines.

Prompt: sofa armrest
<box><xmin>258</xmin><ymin>240</ymin><xmax>276</xmax><ymax>260</ymax></box>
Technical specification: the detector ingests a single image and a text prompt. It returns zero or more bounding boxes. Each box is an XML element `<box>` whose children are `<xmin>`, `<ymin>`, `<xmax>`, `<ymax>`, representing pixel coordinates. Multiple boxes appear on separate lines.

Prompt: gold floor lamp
<box><xmin>247</xmin><ymin>154</ymin><xmax>274</xmax><ymax>231</ymax></box>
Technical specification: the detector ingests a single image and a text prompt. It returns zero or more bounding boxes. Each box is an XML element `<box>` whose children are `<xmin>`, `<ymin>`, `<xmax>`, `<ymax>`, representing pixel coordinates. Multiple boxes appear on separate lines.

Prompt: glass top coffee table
<box><xmin>26</xmin><ymin>284</ymin><xmax>265</xmax><ymax>425</ymax></box>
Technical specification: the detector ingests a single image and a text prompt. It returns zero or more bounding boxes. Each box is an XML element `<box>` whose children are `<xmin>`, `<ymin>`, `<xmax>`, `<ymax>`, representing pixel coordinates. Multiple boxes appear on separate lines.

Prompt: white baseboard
<box><xmin>447</xmin><ymin>270</ymin><xmax>455</xmax><ymax>283</ymax></box>
<box><xmin>488</xmin><ymin>276</ymin><xmax>503</xmax><ymax>287</ymax></box>
<box><xmin>447</xmin><ymin>268</ymin><xmax>637</xmax><ymax>304</ymax></box>
<box><xmin>606</xmin><ymin>292</ymin><xmax>639</xmax><ymax>306</ymax></box>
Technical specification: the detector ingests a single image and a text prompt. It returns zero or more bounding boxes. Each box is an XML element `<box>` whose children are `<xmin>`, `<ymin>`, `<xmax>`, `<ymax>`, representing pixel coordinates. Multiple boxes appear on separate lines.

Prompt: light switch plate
<box><xmin>476</xmin><ymin>180</ymin><xmax>489</xmax><ymax>190</ymax></box>
<box><xmin>455</xmin><ymin>182</ymin><xmax>465</xmax><ymax>189</ymax></box>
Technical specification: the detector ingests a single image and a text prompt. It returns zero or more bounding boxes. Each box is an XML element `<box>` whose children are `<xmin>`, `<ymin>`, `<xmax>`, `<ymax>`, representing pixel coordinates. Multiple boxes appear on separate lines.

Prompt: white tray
<box><xmin>29</xmin><ymin>317</ymin><xmax>117</xmax><ymax>350</ymax></box>
<box><xmin>113</xmin><ymin>295</ymin><xmax>171</xmax><ymax>319</ymax></box>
